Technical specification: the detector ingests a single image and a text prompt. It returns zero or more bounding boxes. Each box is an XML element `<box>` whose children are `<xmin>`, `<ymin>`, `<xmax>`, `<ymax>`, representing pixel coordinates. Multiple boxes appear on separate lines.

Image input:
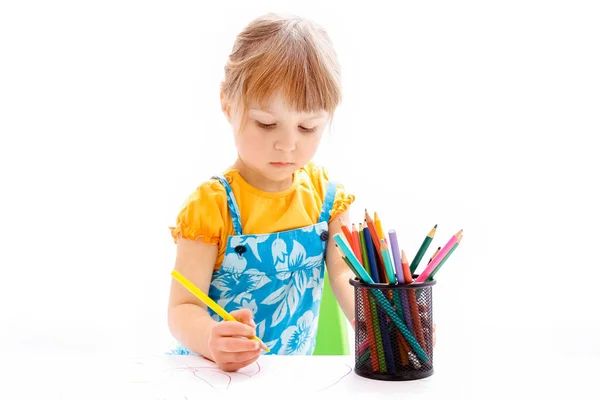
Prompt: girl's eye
<box><xmin>256</xmin><ymin>121</ymin><xmax>276</xmax><ymax>130</ymax></box>
<box><xmin>299</xmin><ymin>126</ymin><xmax>317</xmax><ymax>133</ymax></box>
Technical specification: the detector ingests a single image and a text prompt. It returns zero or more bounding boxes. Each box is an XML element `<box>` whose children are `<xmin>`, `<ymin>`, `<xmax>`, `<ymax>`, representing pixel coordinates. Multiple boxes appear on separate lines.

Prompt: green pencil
<box><xmin>358</xmin><ymin>223</ymin><xmax>372</xmax><ymax>278</ymax></box>
<box><xmin>428</xmin><ymin>235</ymin><xmax>462</xmax><ymax>281</ymax></box>
<box><xmin>410</xmin><ymin>224</ymin><xmax>437</xmax><ymax>274</ymax></box>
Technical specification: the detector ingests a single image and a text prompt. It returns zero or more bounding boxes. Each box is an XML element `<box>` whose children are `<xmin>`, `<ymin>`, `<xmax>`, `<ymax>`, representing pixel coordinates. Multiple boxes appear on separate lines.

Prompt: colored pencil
<box><xmin>370</xmin><ymin>289</ymin><xmax>429</xmax><ymax>362</ymax></box>
<box><xmin>414</xmin><ymin>229</ymin><xmax>463</xmax><ymax>283</ymax></box>
<box><xmin>369</xmin><ymin>292</ymin><xmax>387</xmax><ymax>372</ymax></box>
<box><xmin>333</xmin><ymin>234</ymin><xmax>373</xmax><ymax>283</ymax></box>
<box><xmin>362</xmin><ymin>225</ymin><xmax>381</xmax><ymax>283</ymax></box>
<box><xmin>171</xmin><ymin>270</ymin><xmax>269</xmax><ymax>352</ymax></box>
<box><xmin>365</xmin><ymin>210</ymin><xmax>387</xmax><ymax>281</ymax></box>
<box><xmin>360</xmin><ymin>288</ymin><xmax>379</xmax><ymax>371</ymax></box>
<box><xmin>379</xmin><ymin>243</ymin><xmax>412</xmax><ymax>366</ymax></box>
<box><xmin>388</xmin><ymin>230</ymin><xmax>404</xmax><ymax>283</ymax></box>
<box><xmin>374</xmin><ymin>211</ymin><xmax>386</xmax><ymax>243</ymax></box>
<box><xmin>358</xmin><ymin>224</ymin><xmax>371</xmax><ymax>276</ymax></box>
<box><xmin>351</xmin><ymin>223</ymin><xmax>362</xmax><ymax>262</ymax></box>
<box><xmin>339</xmin><ymin>218</ymin><xmax>353</xmax><ymax>245</ymax></box>
<box><xmin>401</xmin><ymin>250</ymin><xmax>412</xmax><ymax>284</ymax></box>
<box><xmin>428</xmin><ymin>233</ymin><xmax>462</xmax><ymax>280</ymax></box>
<box><xmin>409</xmin><ymin>224</ymin><xmax>437</xmax><ymax>274</ymax></box>
<box><xmin>402</xmin><ymin>250</ymin><xmax>426</xmax><ymax>352</ymax></box>
<box><xmin>428</xmin><ymin>246</ymin><xmax>442</xmax><ymax>265</ymax></box>
<box><xmin>380</xmin><ymin>240</ymin><xmax>397</xmax><ymax>285</ymax></box>
<box><xmin>385</xmin><ymin>230</ymin><xmax>415</xmax><ymax>339</ymax></box>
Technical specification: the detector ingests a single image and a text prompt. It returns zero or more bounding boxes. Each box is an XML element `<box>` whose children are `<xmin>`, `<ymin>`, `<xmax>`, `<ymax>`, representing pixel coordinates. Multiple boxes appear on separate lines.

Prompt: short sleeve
<box><xmin>305</xmin><ymin>162</ymin><xmax>356</xmax><ymax>222</ymax></box>
<box><xmin>169</xmin><ymin>180</ymin><xmax>227</xmax><ymax>245</ymax></box>
<box><xmin>330</xmin><ymin>183</ymin><xmax>355</xmax><ymax>221</ymax></box>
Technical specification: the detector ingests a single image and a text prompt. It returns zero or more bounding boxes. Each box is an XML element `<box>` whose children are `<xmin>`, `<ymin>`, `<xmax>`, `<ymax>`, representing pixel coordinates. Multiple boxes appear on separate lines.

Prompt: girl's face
<box><xmin>223</xmin><ymin>91</ymin><xmax>330</xmax><ymax>190</ymax></box>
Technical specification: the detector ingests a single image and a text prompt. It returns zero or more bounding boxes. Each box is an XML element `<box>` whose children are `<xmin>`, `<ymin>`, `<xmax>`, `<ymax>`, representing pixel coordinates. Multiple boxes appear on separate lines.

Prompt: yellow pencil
<box><xmin>171</xmin><ymin>270</ymin><xmax>270</xmax><ymax>352</ymax></box>
<box><xmin>373</xmin><ymin>211</ymin><xmax>385</xmax><ymax>242</ymax></box>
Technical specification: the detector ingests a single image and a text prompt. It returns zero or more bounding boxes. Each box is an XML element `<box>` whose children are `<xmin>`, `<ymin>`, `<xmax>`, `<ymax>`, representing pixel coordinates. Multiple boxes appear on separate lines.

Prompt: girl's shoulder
<box><xmin>297</xmin><ymin>161</ymin><xmax>345</xmax><ymax>199</ymax></box>
<box><xmin>169</xmin><ymin>176</ymin><xmax>230</xmax><ymax>244</ymax></box>
<box><xmin>297</xmin><ymin>162</ymin><xmax>355</xmax><ymax>221</ymax></box>
<box><xmin>298</xmin><ymin>161</ymin><xmax>330</xmax><ymax>189</ymax></box>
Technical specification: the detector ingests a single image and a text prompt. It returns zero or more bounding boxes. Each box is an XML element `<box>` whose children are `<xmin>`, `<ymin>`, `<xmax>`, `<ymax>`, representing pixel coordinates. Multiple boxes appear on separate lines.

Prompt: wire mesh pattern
<box><xmin>351</xmin><ymin>278</ymin><xmax>435</xmax><ymax>381</ymax></box>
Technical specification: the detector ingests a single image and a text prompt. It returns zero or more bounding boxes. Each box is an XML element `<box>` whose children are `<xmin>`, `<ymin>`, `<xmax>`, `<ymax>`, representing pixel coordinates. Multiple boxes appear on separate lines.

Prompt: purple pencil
<box><xmin>388</xmin><ymin>230</ymin><xmax>415</xmax><ymax>333</ymax></box>
<box><xmin>388</xmin><ymin>230</ymin><xmax>404</xmax><ymax>283</ymax></box>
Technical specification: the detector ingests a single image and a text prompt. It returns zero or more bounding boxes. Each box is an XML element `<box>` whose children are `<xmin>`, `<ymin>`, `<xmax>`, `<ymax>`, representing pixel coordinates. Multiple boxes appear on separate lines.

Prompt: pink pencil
<box><xmin>414</xmin><ymin>229</ymin><xmax>463</xmax><ymax>283</ymax></box>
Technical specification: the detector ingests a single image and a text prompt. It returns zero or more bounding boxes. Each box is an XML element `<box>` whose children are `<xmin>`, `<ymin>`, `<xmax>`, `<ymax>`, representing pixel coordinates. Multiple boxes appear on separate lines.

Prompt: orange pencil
<box><xmin>339</xmin><ymin>218</ymin><xmax>353</xmax><ymax>244</ymax></box>
<box><xmin>351</xmin><ymin>223</ymin><xmax>362</xmax><ymax>262</ymax></box>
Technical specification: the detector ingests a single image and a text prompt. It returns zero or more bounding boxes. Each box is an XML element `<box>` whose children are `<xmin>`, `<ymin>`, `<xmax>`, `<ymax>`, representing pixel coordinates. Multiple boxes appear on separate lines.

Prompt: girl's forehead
<box><xmin>247</xmin><ymin>92</ymin><xmax>328</xmax><ymax>118</ymax></box>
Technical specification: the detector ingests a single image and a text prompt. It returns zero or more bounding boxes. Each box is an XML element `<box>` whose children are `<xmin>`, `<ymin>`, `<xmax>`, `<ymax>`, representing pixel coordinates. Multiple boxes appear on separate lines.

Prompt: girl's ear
<box><xmin>220</xmin><ymin>91</ymin><xmax>232</xmax><ymax>123</ymax></box>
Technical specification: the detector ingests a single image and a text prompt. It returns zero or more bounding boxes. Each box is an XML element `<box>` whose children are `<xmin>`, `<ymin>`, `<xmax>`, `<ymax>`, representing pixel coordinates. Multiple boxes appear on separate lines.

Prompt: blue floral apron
<box><xmin>170</xmin><ymin>175</ymin><xmax>337</xmax><ymax>355</ymax></box>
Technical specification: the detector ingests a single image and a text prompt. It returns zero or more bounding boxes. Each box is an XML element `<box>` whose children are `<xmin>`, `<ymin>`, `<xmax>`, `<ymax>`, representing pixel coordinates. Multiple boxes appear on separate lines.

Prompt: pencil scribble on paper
<box><xmin>125</xmin><ymin>357</ymin><xmax>352</xmax><ymax>393</ymax></box>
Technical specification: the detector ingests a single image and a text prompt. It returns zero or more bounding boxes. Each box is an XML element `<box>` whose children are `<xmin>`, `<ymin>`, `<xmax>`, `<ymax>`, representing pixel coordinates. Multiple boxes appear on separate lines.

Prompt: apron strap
<box><xmin>318</xmin><ymin>180</ymin><xmax>338</xmax><ymax>224</ymax></box>
<box><xmin>211</xmin><ymin>175</ymin><xmax>243</xmax><ymax>236</ymax></box>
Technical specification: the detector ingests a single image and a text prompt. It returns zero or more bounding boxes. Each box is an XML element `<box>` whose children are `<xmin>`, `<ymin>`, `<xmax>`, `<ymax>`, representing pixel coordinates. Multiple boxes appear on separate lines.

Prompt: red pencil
<box><xmin>401</xmin><ymin>250</ymin><xmax>412</xmax><ymax>283</ymax></box>
<box><xmin>351</xmin><ymin>223</ymin><xmax>362</xmax><ymax>262</ymax></box>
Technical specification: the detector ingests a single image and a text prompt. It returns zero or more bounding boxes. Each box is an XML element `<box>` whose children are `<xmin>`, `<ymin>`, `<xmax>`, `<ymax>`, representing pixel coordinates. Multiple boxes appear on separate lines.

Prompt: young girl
<box><xmin>167</xmin><ymin>13</ymin><xmax>357</xmax><ymax>372</ymax></box>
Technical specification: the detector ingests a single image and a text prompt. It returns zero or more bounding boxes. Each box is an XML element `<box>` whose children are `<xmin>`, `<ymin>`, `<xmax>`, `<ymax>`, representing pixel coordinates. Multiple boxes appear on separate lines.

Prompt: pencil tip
<box><xmin>434</xmin><ymin>224</ymin><xmax>438</xmax><ymax>228</ymax></box>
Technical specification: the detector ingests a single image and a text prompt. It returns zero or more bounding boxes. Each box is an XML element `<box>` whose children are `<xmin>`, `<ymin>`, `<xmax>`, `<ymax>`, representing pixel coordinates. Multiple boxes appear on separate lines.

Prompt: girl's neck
<box><xmin>232</xmin><ymin>157</ymin><xmax>294</xmax><ymax>193</ymax></box>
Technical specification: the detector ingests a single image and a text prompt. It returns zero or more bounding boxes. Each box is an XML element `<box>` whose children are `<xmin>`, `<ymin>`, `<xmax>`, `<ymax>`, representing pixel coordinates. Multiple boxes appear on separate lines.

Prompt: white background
<box><xmin>1</xmin><ymin>0</ymin><xmax>599</xmax><ymax>378</ymax></box>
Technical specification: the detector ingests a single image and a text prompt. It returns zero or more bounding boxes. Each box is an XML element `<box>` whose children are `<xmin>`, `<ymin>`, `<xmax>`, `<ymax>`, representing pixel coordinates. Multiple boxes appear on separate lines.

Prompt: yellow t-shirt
<box><xmin>170</xmin><ymin>162</ymin><xmax>355</xmax><ymax>270</ymax></box>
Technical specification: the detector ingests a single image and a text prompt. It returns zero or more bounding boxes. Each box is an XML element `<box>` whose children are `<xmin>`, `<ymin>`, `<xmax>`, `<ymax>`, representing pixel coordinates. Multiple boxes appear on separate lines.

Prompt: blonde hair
<box><xmin>221</xmin><ymin>13</ymin><xmax>341</xmax><ymax>119</ymax></box>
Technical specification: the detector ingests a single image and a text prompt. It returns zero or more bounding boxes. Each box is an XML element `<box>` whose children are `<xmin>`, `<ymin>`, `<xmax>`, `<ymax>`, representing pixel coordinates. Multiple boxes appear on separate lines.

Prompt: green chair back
<box><xmin>313</xmin><ymin>270</ymin><xmax>350</xmax><ymax>355</ymax></box>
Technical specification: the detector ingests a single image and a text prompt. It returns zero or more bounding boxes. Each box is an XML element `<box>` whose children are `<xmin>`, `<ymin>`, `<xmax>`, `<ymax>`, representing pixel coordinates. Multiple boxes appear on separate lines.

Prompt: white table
<box><xmin>2</xmin><ymin>351</ymin><xmax>599</xmax><ymax>399</ymax></box>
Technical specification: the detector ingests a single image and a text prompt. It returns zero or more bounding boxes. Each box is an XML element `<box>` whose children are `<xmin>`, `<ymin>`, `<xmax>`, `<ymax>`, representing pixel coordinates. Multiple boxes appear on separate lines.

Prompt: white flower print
<box><xmin>221</xmin><ymin>252</ymin><xmax>247</xmax><ymax>274</ymax></box>
<box><xmin>260</xmin><ymin>240</ymin><xmax>325</xmax><ymax>328</ymax></box>
<box><xmin>262</xmin><ymin>282</ymin><xmax>293</xmax><ymax>327</ymax></box>
<box><xmin>212</xmin><ymin>268</ymin><xmax>271</xmax><ymax>310</ymax></box>
<box><xmin>288</xmin><ymin>241</ymin><xmax>323</xmax><ymax>293</ymax></box>
<box><xmin>301</xmin><ymin>225</ymin><xmax>315</xmax><ymax>233</ymax></box>
<box><xmin>278</xmin><ymin>310</ymin><xmax>318</xmax><ymax>355</ymax></box>
<box><xmin>272</xmin><ymin>238</ymin><xmax>288</xmax><ymax>271</ymax></box>
<box><xmin>240</xmin><ymin>299</ymin><xmax>258</xmax><ymax>315</ymax></box>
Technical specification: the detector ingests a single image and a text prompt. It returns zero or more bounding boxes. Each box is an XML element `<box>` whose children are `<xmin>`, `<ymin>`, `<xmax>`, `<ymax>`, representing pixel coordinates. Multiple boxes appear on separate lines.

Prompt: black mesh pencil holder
<box><xmin>350</xmin><ymin>277</ymin><xmax>436</xmax><ymax>381</ymax></box>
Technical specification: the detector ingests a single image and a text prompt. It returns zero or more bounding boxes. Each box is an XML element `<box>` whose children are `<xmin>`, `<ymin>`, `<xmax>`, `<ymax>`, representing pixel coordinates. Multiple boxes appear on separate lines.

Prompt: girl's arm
<box><xmin>325</xmin><ymin>210</ymin><xmax>356</xmax><ymax>325</ymax></box>
<box><xmin>168</xmin><ymin>237</ymin><xmax>260</xmax><ymax>371</ymax></box>
<box><xmin>168</xmin><ymin>237</ymin><xmax>220</xmax><ymax>358</ymax></box>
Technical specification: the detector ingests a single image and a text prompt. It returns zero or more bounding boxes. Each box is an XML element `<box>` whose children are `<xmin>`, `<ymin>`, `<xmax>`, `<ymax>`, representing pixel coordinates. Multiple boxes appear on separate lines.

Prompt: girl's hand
<box><xmin>207</xmin><ymin>309</ymin><xmax>263</xmax><ymax>372</ymax></box>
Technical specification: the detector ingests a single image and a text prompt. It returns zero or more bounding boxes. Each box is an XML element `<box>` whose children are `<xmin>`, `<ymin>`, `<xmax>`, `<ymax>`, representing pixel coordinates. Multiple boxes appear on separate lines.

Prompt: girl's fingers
<box><xmin>219</xmin><ymin>354</ymin><xmax>261</xmax><ymax>372</ymax></box>
<box><xmin>215</xmin><ymin>336</ymin><xmax>262</xmax><ymax>353</ymax></box>
<box><xmin>212</xmin><ymin>320</ymin><xmax>256</xmax><ymax>339</ymax></box>
<box><xmin>216</xmin><ymin>347</ymin><xmax>262</xmax><ymax>365</ymax></box>
<box><xmin>230</xmin><ymin>309</ymin><xmax>256</xmax><ymax>327</ymax></box>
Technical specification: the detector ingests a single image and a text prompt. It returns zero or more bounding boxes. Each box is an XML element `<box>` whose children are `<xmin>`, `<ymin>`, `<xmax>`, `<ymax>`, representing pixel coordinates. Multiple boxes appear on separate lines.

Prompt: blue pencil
<box><xmin>362</xmin><ymin>225</ymin><xmax>380</xmax><ymax>283</ymax></box>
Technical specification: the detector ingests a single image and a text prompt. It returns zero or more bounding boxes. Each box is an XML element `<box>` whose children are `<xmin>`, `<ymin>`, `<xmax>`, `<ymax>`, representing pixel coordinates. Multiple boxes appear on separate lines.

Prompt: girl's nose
<box><xmin>274</xmin><ymin>129</ymin><xmax>297</xmax><ymax>152</ymax></box>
